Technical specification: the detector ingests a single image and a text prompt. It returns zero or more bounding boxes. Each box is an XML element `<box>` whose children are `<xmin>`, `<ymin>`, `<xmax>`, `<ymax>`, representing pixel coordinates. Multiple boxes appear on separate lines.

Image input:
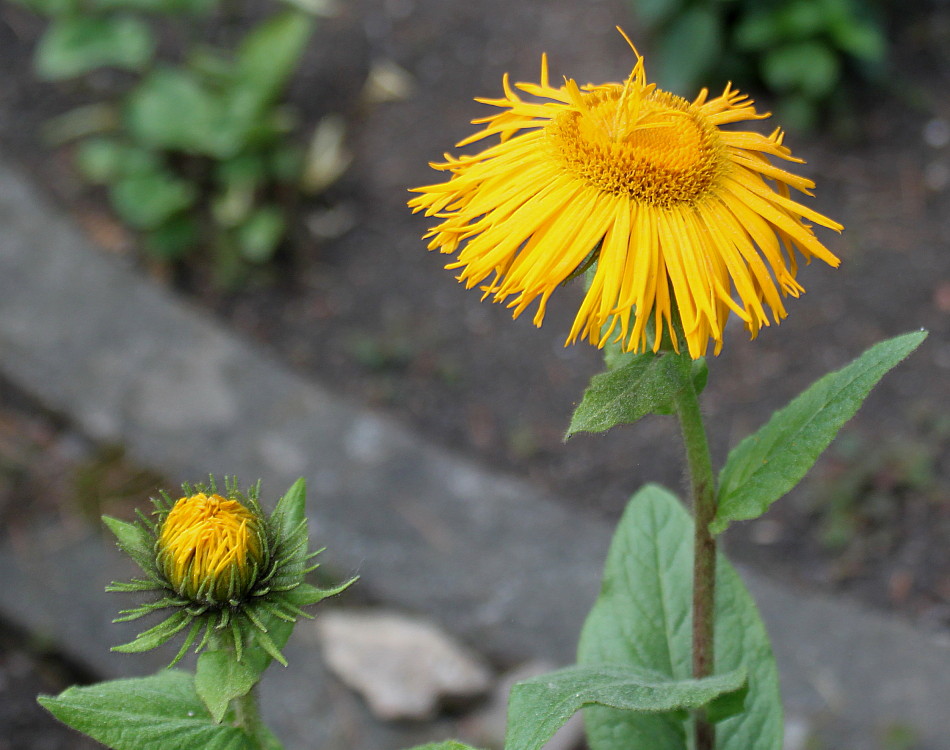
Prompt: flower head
<box><xmin>157</xmin><ymin>492</ymin><xmax>266</xmax><ymax>604</ymax></box>
<box><xmin>105</xmin><ymin>477</ymin><xmax>354</xmax><ymax>666</ymax></box>
<box><xmin>409</xmin><ymin>36</ymin><xmax>842</xmax><ymax>357</ymax></box>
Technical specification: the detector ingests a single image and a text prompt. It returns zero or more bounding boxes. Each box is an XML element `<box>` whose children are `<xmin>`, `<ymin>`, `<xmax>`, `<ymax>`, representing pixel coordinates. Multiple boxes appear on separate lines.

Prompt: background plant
<box><xmin>13</xmin><ymin>0</ymin><xmax>348</xmax><ymax>283</ymax></box>
<box><xmin>628</xmin><ymin>0</ymin><xmax>888</xmax><ymax>130</ymax></box>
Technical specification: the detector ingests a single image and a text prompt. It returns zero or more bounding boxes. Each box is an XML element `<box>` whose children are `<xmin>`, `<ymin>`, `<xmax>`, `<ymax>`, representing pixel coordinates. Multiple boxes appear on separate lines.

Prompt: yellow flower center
<box><xmin>158</xmin><ymin>493</ymin><xmax>265</xmax><ymax>604</ymax></box>
<box><xmin>547</xmin><ymin>87</ymin><xmax>724</xmax><ymax>207</ymax></box>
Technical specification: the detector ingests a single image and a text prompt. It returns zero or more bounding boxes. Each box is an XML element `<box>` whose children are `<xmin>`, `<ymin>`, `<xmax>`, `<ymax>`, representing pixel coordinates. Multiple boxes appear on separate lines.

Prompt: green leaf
<box><xmin>761</xmin><ymin>41</ymin><xmax>840</xmax><ymax>98</ymax></box>
<box><xmin>578</xmin><ymin>485</ymin><xmax>783</xmax><ymax>750</ymax></box>
<box><xmin>125</xmin><ymin>67</ymin><xmax>226</xmax><ymax>156</ymax></box>
<box><xmin>38</xmin><ymin>670</ymin><xmax>253</xmax><ymax>750</ymax></box>
<box><xmin>628</xmin><ymin>0</ymin><xmax>683</xmax><ymax>29</ymax></box>
<box><xmin>75</xmin><ymin>138</ymin><xmax>159</xmax><ymax>184</ymax></box>
<box><xmin>109</xmin><ymin>170</ymin><xmax>195</xmax><ymax>230</ymax></box>
<box><xmin>215</xmin><ymin>11</ymin><xmax>314</xmax><ymax>151</ymax></box>
<box><xmin>88</xmin><ymin>0</ymin><xmax>217</xmax><ymax>13</ymax></box>
<box><xmin>144</xmin><ymin>215</ymin><xmax>200</xmax><ymax>260</ymax></box>
<box><xmin>35</xmin><ymin>15</ymin><xmax>154</xmax><ymax>80</ymax></box>
<box><xmin>504</xmin><ymin>664</ymin><xmax>746</xmax><ymax>750</ymax></box>
<box><xmin>405</xmin><ymin>744</ymin><xmax>484</xmax><ymax>750</ymax></box>
<box><xmin>733</xmin><ymin>11</ymin><xmax>780</xmax><ymax>52</ymax></box>
<box><xmin>10</xmin><ymin>0</ymin><xmax>80</xmax><ymax>16</ymax></box>
<box><xmin>233</xmin><ymin>10</ymin><xmax>314</xmax><ymax>109</ymax></box>
<box><xmin>236</xmin><ymin>205</ymin><xmax>286</xmax><ymax>263</ymax></box>
<box><xmin>566</xmin><ymin>352</ymin><xmax>688</xmax><ymax>437</ymax></box>
<box><xmin>102</xmin><ymin>515</ymin><xmax>157</xmax><ymax>576</ymax></box>
<box><xmin>775</xmin><ymin>0</ymin><xmax>826</xmax><ymax>39</ymax></box>
<box><xmin>830</xmin><ymin>17</ymin><xmax>886</xmax><ymax>62</ymax></box>
<box><xmin>653</xmin><ymin>6</ymin><xmax>722</xmax><ymax>95</ymax></box>
<box><xmin>195</xmin><ymin>650</ymin><xmax>258</xmax><ymax>723</ymax></box>
<box><xmin>713</xmin><ymin>330</ymin><xmax>927</xmax><ymax>535</ymax></box>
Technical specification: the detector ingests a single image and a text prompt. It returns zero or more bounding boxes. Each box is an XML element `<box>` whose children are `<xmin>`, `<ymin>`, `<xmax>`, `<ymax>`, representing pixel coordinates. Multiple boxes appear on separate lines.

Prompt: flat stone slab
<box><xmin>3</xmin><ymin>156</ymin><xmax>950</xmax><ymax>749</ymax></box>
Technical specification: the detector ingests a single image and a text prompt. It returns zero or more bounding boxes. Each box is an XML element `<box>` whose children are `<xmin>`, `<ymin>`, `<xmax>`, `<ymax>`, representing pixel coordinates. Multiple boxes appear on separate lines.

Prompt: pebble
<box><xmin>317</xmin><ymin>608</ymin><xmax>493</xmax><ymax>721</ymax></box>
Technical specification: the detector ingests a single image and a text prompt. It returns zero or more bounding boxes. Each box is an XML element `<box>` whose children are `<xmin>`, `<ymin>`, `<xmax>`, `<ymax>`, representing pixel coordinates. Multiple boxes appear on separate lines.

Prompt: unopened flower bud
<box><xmin>157</xmin><ymin>492</ymin><xmax>266</xmax><ymax>604</ymax></box>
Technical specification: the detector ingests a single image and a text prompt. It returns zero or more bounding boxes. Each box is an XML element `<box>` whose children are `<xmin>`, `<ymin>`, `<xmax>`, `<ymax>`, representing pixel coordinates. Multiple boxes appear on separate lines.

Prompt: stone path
<box><xmin>3</xmin><ymin>157</ymin><xmax>950</xmax><ymax>748</ymax></box>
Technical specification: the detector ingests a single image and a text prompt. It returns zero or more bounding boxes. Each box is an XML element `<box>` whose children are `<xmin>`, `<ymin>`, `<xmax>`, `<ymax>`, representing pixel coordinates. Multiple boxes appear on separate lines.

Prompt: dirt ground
<box><xmin>2</xmin><ymin>0</ymin><xmax>950</xmax><ymax>739</ymax></box>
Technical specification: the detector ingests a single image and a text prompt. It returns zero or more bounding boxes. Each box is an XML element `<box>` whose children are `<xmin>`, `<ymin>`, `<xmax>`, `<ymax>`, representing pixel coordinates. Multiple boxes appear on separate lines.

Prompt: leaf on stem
<box><xmin>566</xmin><ymin>352</ymin><xmax>694</xmax><ymax>437</ymax></box>
<box><xmin>38</xmin><ymin>670</ymin><xmax>253</xmax><ymax>750</ymax></box>
<box><xmin>195</xmin><ymin>651</ymin><xmax>260</xmax><ymax>724</ymax></box>
<box><xmin>504</xmin><ymin>664</ymin><xmax>746</xmax><ymax>750</ymax></box>
<box><xmin>578</xmin><ymin>484</ymin><xmax>783</xmax><ymax>750</ymax></box>
<box><xmin>712</xmin><ymin>330</ymin><xmax>927</xmax><ymax>535</ymax></box>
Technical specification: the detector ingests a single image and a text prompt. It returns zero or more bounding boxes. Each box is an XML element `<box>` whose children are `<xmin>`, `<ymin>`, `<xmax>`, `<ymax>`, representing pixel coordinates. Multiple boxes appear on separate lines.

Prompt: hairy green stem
<box><xmin>235</xmin><ymin>684</ymin><xmax>267</xmax><ymax>748</ymax></box>
<box><xmin>673</xmin><ymin>367</ymin><xmax>718</xmax><ymax>750</ymax></box>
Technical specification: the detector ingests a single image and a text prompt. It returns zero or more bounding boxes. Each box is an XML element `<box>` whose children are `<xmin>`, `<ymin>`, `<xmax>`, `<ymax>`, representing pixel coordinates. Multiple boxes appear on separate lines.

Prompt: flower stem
<box><xmin>672</xmin><ymin>364</ymin><xmax>717</xmax><ymax>750</ymax></box>
<box><xmin>235</xmin><ymin>685</ymin><xmax>268</xmax><ymax>749</ymax></box>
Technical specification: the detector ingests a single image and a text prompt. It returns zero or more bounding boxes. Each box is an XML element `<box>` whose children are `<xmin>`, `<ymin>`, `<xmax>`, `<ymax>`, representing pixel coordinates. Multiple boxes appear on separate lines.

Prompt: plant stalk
<box><xmin>673</xmin><ymin>366</ymin><xmax>718</xmax><ymax>750</ymax></box>
<box><xmin>235</xmin><ymin>684</ymin><xmax>268</xmax><ymax>748</ymax></box>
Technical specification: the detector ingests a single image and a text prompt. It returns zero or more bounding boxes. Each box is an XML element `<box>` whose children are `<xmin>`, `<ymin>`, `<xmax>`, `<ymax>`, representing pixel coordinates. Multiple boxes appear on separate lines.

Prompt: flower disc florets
<box><xmin>104</xmin><ymin>477</ymin><xmax>354</xmax><ymax>666</ymax></box>
<box><xmin>548</xmin><ymin>88</ymin><xmax>723</xmax><ymax>207</ymax></box>
<box><xmin>157</xmin><ymin>492</ymin><xmax>267</xmax><ymax>604</ymax></box>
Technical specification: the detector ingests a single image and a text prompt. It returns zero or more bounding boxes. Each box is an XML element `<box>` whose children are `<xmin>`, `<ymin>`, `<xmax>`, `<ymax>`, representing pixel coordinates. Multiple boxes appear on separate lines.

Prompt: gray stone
<box><xmin>317</xmin><ymin>609</ymin><xmax>493</xmax><ymax>721</ymax></box>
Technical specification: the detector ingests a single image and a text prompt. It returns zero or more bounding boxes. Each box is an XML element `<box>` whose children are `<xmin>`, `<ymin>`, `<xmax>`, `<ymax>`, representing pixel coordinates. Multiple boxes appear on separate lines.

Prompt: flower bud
<box><xmin>157</xmin><ymin>492</ymin><xmax>266</xmax><ymax>604</ymax></box>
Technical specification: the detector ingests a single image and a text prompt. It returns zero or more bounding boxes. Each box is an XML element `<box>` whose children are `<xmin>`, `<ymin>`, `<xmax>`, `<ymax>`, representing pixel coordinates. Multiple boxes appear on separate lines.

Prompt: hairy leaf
<box><xmin>713</xmin><ymin>330</ymin><xmax>927</xmax><ymax>535</ymax></box>
<box><xmin>578</xmin><ymin>485</ymin><xmax>783</xmax><ymax>750</ymax></box>
<box><xmin>39</xmin><ymin>670</ymin><xmax>252</xmax><ymax>750</ymax></box>
<box><xmin>566</xmin><ymin>352</ymin><xmax>689</xmax><ymax>437</ymax></box>
<box><xmin>504</xmin><ymin>664</ymin><xmax>746</xmax><ymax>750</ymax></box>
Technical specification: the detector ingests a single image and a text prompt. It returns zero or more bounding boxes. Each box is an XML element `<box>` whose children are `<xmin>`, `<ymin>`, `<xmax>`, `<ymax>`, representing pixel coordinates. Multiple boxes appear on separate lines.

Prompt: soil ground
<box><xmin>2</xmin><ymin>0</ymin><xmax>950</xmax><ymax>744</ymax></box>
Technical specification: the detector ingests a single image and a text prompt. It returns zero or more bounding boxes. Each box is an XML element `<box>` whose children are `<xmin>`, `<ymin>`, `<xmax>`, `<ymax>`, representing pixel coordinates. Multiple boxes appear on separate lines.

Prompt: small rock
<box><xmin>317</xmin><ymin>609</ymin><xmax>493</xmax><ymax>721</ymax></box>
<box><xmin>923</xmin><ymin>118</ymin><xmax>950</xmax><ymax>149</ymax></box>
<box><xmin>783</xmin><ymin>713</ymin><xmax>812</xmax><ymax>750</ymax></box>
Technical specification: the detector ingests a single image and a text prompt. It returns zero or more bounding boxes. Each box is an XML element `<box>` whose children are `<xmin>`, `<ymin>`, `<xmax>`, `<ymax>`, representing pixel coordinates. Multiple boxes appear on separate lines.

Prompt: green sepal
<box><xmin>712</xmin><ymin>330</ymin><xmax>928</xmax><ymax>535</ymax></box>
<box><xmin>38</xmin><ymin>670</ymin><xmax>253</xmax><ymax>750</ymax></box>
<box><xmin>566</xmin><ymin>351</ymin><xmax>691</xmax><ymax>437</ymax></box>
<box><xmin>578</xmin><ymin>485</ymin><xmax>783</xmax><ymax>750</ymax></box>
<box><xmin>504</xmin><ymin>664</ymin><xmax>746</xmax><ymax>750</ymax></box>
<box><xmin>288</xmin><ymin>579</ymin><xmax>357</xmax><ymax>607</ymax></box>
<box><xmin>112</xmin><ymin>596</ymin><xmax>186</xmax><ymax>622</ymax></box>
<box><xmin>105</xmin><ymin>579</ymin><xmax>164</xmax><ymax>593</ymax></box>
<box><xmin>270</xmin><ymin>478</ymin><xmax>306</xmax><ymax>542</ymax></box>
<box><xmin>103</xmin><ymin>515</ymin><xmax>160</xmax><ymax>578</ymax></box>
<box><xmin>112</xmin><ymin>609</ymin><xmax>193</xmax><ymax>654</ymax></box>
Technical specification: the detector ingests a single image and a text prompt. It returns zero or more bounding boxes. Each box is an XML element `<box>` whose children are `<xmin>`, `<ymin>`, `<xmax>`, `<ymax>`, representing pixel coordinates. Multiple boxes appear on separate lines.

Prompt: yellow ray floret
<box><xmin>409</xmin><ymin>42</ymin><xmax>842</xmax><ymax>358</ymax></box>
<box><xmin>158</xmin><ymin>492</ymin><xmax>265</xmax><ymax>603</ymax></box>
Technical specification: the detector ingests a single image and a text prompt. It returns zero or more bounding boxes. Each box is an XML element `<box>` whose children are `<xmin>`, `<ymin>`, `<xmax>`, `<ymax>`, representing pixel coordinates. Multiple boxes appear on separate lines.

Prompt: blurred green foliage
<box><xmin>628</xmin><ymin>0</ymin><xmax>888</xmax><ymax>131</ymax></box>
<box><xmin>15</xmin><ymin>0</ymin><xmax>343</xmax><ymax>283</ymax></box>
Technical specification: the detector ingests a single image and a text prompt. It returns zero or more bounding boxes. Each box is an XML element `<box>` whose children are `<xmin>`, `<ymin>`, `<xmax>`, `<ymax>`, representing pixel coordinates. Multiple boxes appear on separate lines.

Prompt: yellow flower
<box><xmin>409</xmin><ymin>39</ymin><xmax>842</xmax><ymax>358</ymax></box>
<box><xmin>157</xmin><ymin>492</ymin><xmax>265</xmax><ymax>604</ymax></box>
